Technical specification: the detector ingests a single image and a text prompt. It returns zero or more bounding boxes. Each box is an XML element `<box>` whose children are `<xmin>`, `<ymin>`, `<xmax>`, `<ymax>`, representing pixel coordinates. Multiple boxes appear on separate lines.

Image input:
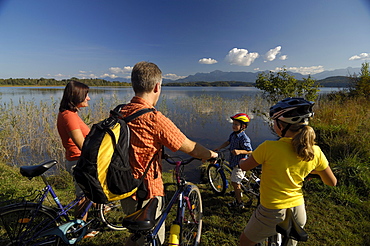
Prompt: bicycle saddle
<box><xmin>122</xmin><ymin>197</ymin><xmax>158</xmax><ymax>231</ymax></box>
<box><xmin>276</xmin><ymin>208</ymin><xmax>308</xmax><ymax>242</ymax></box>
<box><xmin>20</xmin><ymin>160</ymin><xmax>58</xmax><ymax>178</ymax></box>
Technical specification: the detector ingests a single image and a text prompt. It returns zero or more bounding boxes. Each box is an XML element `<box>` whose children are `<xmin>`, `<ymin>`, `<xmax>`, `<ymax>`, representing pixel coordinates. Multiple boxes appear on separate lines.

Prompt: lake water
<box><xmin>0</xmin><ymin>86</ymin><xmax>340</xmax><ymax>181</ymax></box>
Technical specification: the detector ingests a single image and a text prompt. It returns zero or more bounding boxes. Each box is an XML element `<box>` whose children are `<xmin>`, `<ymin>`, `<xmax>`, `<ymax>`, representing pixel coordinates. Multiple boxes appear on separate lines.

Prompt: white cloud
<box><xmin>78</xmin><ymin>73</ymin><xmax>98</xmax><ymax>79</ymax></box>
<box><xmin>279</xmin><ymin>55</ymin><xmax>288</xmax><ymax>60</ymax></box>
<box><xmin>198</xmin><ymin>58</ymin><xmax>218</xmax><ymax>64</ymax></box>
<box><xmin>53</xmin><ymin>73</ymin><xmax>66</xmax><ymax>78</ymax></box>
<box><xmin>100</xmin><ymin>73</ymin><xmax>118</xmax><ymax>79</ymax></box>
<box><xmin>109</xmin><ymin>66</ymin><xmax>133</xmax><ymax>74</ymax></box>
<box><xmin>273</xmin><ymin>65</ymin><xmax>325</xmax><ymax>75</ymax></box>
<box><xmin>225</xmin><ymin>48</ymin><xmax>259</xmax><ymax>66</ymax></box>
<box><xmin>349</xmin><ymin>52</ymin><xmax>370</xmax><ymax>60</ymax></box>
<box><xmin>265</xmin><ymin>46</ymin><xmax>281</xmax><ymax>62</ymax></box>
<box><xmin>163</xmin><ymin>73</ymin><xmax>186</xmax><ymax>80</ymax></box>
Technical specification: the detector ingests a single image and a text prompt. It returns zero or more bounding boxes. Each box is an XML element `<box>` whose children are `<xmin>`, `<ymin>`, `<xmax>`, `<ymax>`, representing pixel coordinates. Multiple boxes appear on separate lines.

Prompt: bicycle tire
<box><xmin>98</xmin><ymin>201</ymin><xmax>126</xmax><ymax>231</ymax></box>
<box><xmin>207</xmin><ymin>164</ymin><xmax>227</xmax><ymax>195</ymax></box>
<box><xmin>240</xmin><ymin>171</ymin><xmax>260</xmax><ymax>205</ymax></box>
<box><xmin>181</xmin><ymin>184</ymin><xmax>202</xmax><ymax>246</ymax></box>
<box><xmin>0</xmin><ymin>203</ymin><xmax>61</xmax><ymax>246</ymax></box>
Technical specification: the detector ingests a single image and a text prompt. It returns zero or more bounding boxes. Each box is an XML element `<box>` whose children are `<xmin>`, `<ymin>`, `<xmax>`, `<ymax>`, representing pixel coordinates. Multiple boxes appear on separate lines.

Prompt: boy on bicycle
<box><xmin>215</xmin><ymin>113</ymin><xmax>253</xmax><ymax>209</ymax></box>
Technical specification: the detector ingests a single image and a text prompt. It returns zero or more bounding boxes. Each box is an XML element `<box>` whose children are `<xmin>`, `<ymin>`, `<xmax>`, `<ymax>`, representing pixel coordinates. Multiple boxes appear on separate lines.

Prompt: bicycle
<box><xmin>206</xmin><ymin>150</ymin><xmax>261</xmax><ymax>207</ymax></box>
<box><xmin>122</xmin><ymin>153</ymin><xmax>202</xmax><ymax>246</ymax></box>
<box><xmin>0</xmin><ymin>160</ymin><xmax>126</xmax><ymax>246</ymax></box>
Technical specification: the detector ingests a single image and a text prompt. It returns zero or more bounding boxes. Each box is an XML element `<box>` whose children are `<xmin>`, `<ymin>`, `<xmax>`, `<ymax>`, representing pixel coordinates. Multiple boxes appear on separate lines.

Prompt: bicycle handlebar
<box><xmin>163</xmin><ymin>154</ymin><xmax>200</xmax><ymax>165</ymax></box>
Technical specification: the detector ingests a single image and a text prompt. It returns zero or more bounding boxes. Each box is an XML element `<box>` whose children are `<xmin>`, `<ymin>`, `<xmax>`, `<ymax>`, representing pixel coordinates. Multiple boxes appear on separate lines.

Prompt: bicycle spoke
<box><xmin>207</xmin><ymin>164</ymin><xmax>227</xmax><ymax>195</ymax></box>
<box><xmin>181</xmin><ymin>186</ymin><xmax>202</xmax><ymax>246</ymax></box>
<box><xmin>0</xmin><ymin>204</ymin><xmax>60</xmax><ymax>246</ymax></box>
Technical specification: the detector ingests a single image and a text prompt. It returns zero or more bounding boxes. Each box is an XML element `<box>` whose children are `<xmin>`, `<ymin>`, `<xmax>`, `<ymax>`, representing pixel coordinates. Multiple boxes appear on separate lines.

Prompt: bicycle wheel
<box><xmin>240</xmin><ymin>171</ymin><xmax>260</xmax><ymax>206</ymax></box>
<box><xmin>0</xmin><ymin>203</ymin><xmax>61</xmax><ymax>246</ymax></box>
<box><xmin>207</xmin><ymin>164</ymin><xmax>227</xmax><ymax>195</ymax></box>
<box><xmin>181</xmin><ymin>184</ymin><xmax>202</xmax><ymax>246</ymax></box>
<box><xmin>98</xmin><ymin>200</ymin><xmax>126</xmax><ymax>231</ymax></box>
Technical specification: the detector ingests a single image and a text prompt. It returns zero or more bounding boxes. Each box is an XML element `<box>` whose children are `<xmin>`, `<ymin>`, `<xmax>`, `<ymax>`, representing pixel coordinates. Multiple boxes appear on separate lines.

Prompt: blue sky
<box><xmin>1</xmin><ymin>0</ymin><xmax>370</xmax><ymax>80</ymax></box>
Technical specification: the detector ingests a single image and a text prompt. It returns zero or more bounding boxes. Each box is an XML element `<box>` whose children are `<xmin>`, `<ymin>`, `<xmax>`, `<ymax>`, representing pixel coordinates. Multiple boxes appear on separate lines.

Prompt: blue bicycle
<box><xmin>0</xmin><ymin>160</ymin><xmax>125</xmax><ymax>246</ymax></box>
<box><xmin>122</xmin><ymin>154</ymin><xmax>203</xmax><ymax>246</ymax></box>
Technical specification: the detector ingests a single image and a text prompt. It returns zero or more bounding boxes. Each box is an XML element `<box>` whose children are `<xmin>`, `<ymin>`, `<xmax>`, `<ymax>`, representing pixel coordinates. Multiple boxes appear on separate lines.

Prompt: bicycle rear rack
<box><xmin>0</xmin><ymin>190</ymin><xmax>42</xmax><ymax>209</ymax></box>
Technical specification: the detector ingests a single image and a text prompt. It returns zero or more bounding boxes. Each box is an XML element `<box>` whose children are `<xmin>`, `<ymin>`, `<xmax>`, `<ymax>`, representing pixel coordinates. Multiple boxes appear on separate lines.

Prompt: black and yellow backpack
<box><xmin>73</xmin><ymin>104</ymin><xmax>154</xmax><ymax>204</ymax></box>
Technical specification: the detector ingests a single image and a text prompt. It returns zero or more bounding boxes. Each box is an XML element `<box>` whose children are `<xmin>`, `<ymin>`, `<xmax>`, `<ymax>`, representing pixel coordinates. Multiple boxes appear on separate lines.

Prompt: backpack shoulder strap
<box><xmin>109</xmin><ymin>104</ymin><xmax>126</xmax><ymax>118</ymax></box>
<box><xmin>109</xmin><ymin>105</ymin><xmax>154</xmax><ymax>122</ymax></box>
<box><xmin>124</xmin><ymin>108</ymin><xmax>155</xmax><ymax>123</ymax></box>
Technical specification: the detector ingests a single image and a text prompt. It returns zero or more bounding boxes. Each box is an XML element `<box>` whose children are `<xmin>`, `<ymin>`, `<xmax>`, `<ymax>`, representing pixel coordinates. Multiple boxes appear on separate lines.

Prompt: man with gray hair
<box><xmin>121</xmin><ymin>61</ymin><xmax>218</xmax><ymax>245</ymax></box>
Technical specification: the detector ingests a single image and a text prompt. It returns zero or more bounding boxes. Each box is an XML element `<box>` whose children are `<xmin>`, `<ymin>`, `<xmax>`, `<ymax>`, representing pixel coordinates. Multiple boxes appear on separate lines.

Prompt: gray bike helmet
<box><xmin>269</xmin><ymin>97</ymin><xmax>314</xmax><ymax>124</ymax></box>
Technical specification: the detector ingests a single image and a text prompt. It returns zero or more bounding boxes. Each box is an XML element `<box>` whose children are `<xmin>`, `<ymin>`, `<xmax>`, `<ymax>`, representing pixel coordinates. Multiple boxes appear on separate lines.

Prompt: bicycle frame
<box><xmin>9</xmin><ymin>162</ymin><xmax>94</xmax><ymax>245</ymax></box>
<box><xmin>152</xmin><ymin>162</ymin><xmax>199</xmax><ymax>244</ymax></box>
<box><xmin>123</xmin><ymin>156</ymin><xmax>202</xmax><ymax>246</ymax></box>
<box><xmin>215</xmin><ymin>160</ymin><xmax>260</xmax><ymax>196</ymax></box>
<box><xmin>34</xmin><ymin>180</ymin><xmax>93</xmax><ymax>244</ymax></box>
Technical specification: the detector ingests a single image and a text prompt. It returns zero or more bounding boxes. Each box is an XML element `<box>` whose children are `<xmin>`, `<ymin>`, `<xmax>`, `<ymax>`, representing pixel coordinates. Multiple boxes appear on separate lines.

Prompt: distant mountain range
<box><xmin>103</xmin><ymin>67</ymin><xmax>360</xmax><ymax>86</ymax></box>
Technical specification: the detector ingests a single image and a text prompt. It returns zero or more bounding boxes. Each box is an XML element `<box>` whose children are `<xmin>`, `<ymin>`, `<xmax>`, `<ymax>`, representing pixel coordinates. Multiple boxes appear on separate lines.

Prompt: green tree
<box><xmin>255</xmin><ymin>67</ymin><xmax>320</xmax><ymax>103</ymax></box>
<box><xmin>350</xmin><ymin>62</ymin><xmax>370</xmax><ymax>98</ymax></box>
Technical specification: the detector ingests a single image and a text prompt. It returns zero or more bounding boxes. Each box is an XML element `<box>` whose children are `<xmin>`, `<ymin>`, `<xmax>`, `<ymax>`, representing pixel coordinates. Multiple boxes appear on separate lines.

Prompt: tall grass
<box><xmin>0</xmin><ymin>93</ymin><xmax>269</xmax><ymax>170</ymax></box>
<box><xmin>311</xmin><ymin>95</ymin><xmax>370</xmax><ymax>208</ymax></box>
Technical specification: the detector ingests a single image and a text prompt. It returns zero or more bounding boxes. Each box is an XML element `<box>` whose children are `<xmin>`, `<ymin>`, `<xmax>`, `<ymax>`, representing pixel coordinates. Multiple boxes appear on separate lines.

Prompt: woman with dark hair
<box><xmin>58</xmin><ymin>80</ymin><xmax>90</xmax><ymax>155</ymax></box>
<box><xmin>57</xmin><ymin>80</ymin><xmax>97</xmax><ymax>237</ymax></box>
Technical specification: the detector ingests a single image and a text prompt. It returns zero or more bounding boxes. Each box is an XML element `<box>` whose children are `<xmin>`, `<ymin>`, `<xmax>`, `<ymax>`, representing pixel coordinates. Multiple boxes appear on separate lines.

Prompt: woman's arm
<box><xmin>311</xmin><ymin>166</ymin><xmax>337</xmax><ymax>186</ymax></box>
<box><xmin>68</xmin><ymin>129</ymin><xmax>85</xmax><ymax>150</ymax></box>
<box><xmin>239</xmin><ymin>155</ymin><xmax>260</xmax><ymax>171</ymax></box>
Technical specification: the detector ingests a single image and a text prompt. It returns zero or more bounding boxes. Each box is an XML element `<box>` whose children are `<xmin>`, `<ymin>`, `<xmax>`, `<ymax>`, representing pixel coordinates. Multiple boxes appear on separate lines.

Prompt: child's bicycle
<box><xmin>0</xmin><ymin>160</ymin><xmax>125</xmax><ymax>246</ymax></box>
<box><xmin>122</xmin><ymin>153</ymin><xmax>203</xmax><ymax>245</ymax></box>
<box><xmin>206</xmin><ymin>150</ymin><xmax>261</xmax><ymax>207</ymax></box>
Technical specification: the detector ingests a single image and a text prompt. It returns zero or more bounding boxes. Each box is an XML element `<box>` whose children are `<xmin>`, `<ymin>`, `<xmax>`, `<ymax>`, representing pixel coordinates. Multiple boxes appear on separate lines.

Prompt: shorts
<box><xmin>121</xmin><ymin>196</ymin><xmax>165</xmax><ymax>245</ymax></box>
<box><xmin>65</xmin><ymin>160</ymin><xmax>83</xmax><ymax>196</ymax></box>
<box><xmin>231</xmin><ymin>166</ymin><xmax>246</xmax><ymax>184</ymax></box>
<box><xmin>243</xmin><ymin>203</ymin><xmax>306</xmax><ymax>246</ymax></box>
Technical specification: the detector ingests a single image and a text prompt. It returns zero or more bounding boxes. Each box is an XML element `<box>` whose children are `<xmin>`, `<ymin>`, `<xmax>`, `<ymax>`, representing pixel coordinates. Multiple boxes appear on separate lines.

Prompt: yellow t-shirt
<box><xmin>253</xmin><ymin>137</ymin><xmax>328</xmax><ymax>209</ymax></box>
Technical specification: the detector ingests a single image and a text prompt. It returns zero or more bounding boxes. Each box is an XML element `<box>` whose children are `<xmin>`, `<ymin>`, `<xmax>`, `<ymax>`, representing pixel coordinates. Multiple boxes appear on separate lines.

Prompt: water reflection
<box><xmin>0</xmin><ymin>86</ymin><xmax>340</xmax><ymax>179</ymax></box>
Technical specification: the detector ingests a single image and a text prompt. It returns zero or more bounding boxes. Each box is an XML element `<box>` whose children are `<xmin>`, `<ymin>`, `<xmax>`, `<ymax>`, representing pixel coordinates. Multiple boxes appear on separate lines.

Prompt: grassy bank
<box><xmin>0</xmin><ymin>160</ymin><xmax>369</xmax><ymax>245</ymax></box>
<box><xmin>0</xmin><ymin>92</ymin><xmax>369</xmax><ymax>245</ymax></box>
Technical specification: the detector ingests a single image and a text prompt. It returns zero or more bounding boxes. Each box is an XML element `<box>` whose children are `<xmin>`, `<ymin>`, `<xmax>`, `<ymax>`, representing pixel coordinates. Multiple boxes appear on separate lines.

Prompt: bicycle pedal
<box><xmin>83</xmin><ymin>230</ymin><xmax>100</xmax><ymax>239</ymax></box>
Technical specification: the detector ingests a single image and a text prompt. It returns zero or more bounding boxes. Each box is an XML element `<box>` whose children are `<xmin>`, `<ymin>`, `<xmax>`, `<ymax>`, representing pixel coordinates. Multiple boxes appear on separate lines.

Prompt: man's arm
<box><xmin>179</xmin><ymin>137</ymin><xmax>218</xmax><ymax>160</ymax></box>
